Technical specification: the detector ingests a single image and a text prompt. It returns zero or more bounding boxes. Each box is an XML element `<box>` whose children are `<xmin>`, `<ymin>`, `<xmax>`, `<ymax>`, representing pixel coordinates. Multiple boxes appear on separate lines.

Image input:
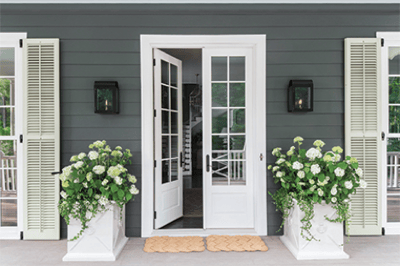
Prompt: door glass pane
<box><xmin>229</xmin><ymin>161</ymin><xmax>245</xmax><ymax>185</ymax></box>
<box><xmin>171</xmin><ymin>112</ymin><xmax>178</xmax><ymax>134</ymax></box>
<box><xmin>389</xmin><ymin>77</ymin><xmax>400</xmax><ymax>104</ymax></box>
<box><xmin>0</xmin><ymin>108</ymin><xmax>15</xmax><ymax>136</ymax></box>
<box><xmin>389</xmin><ymin>47</ymin><xmax>400</xmax><ymax>75</ymax></box>
<box><xmin>171</xmin><ymin>159</ymin><xmax>178</xmax><ymax>182</ymax></box>
<box><xmin>230</xmin><ymin>136</ymin><xmax>245</xmax><ymax>152</ymax></box>
<box><xmin>0</xmin><ymin>78</ymin><xmax>15</xmax><ymax>106</ymax></box>
<box><xmin>162</xmin><ymin>136</ymin><xmax>169</xmax><ymax>159</ymax></box>
<box><xmin>212</xmin><ymin>161</ymin><xmax>228</xmax><ymax>185</ymax></box>
<box><xmin>162</xmin><ymin>111</ymin><xmax>169</xmax><ymax>134</ymax></box>
<box><xmin>161</xmin><ymin>60</ymin><xmax>169</xmax><ymax>85</ymax></box>
<box><xmin>212</xmin><ymin>83</ymin><xmax>227</xmax><ymax>107</ymax></box>
<box><xmin>1</xmin><ymin>199</ymin><xmax>17</xmax><ymax>226</ymax></box>
<box><xmin>171</xmin><ymin>136</ymin><xmax>178</xmax><ymax>158</ymax></box>
<box><xmin>162</xmin><ymin>160</ymin><xmax>169</xmax><ymax>184</ymax></box>
<box><xmin>162</xmin><ymin>86</ymin><xmax>169</xmax><ymax>109</ymax></box>
<box><xmin>212</xmin><ymin>109</ymin><xmax>227</xmax><ymax>134</ymax></box>
<box><xmin>389</xmin><ymin>106</ymin><xmax>400</xmax><ymax>133</ymax></box>
<box><xmin>230</xmin><ymin>109</ymin><xmax>245</xmax><ymax>133</ymax></box>
<box><xmin>229</xmin><ymin>57</ymin><xmax>245</xmax><ymax>81</ymax></box>
<box><xmin>171</xmin><ymin>64</ymin><xmax>177</xmax><ymax>87</ymax></box>
<box><xmin>212</xmin><ymin>57</ymin><xmax>227</xmax><ymax>81</ymax></box>
<box><xmin>387</xmin><ymin>138</ymin><xmax>400</xmax><ymax>223</ymax></box>
<box><xmin>212</xmin><ymin>135</ymin><xmax>228</xmax><ymax>151</ymax></box>
<box><xmin>229</xmin><ymin>83</ymin><xmax>245</xmax><ymax>107</ymax></box>
<box><xmin>0</xmin><ymin>48</ymin><xmax>15</xmax><ymax>76</ymax></box>
<box><xmin>0</xmin><ymin>140</ymin><xmax>17</xmax><ymax>198</ymax></box>
<box><xmin>171</xmin><ymin>88</ymin><xmax>177</xmax><ymax>111</ymax></box>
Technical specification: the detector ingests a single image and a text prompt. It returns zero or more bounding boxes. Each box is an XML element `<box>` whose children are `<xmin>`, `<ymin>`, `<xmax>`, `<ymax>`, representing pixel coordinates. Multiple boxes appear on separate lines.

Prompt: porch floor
<box><xmin>1</xmin><ymin>235</ymin><xmax>399</xmax><ymax>266</ymax></box>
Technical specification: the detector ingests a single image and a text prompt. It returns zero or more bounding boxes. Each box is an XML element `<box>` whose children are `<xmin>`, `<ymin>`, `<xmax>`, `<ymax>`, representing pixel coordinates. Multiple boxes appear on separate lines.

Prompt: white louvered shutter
<box><xmin>345</xmin><ymin>38</ymin><xmax>382</xmax><ymax>235</ymax></box>
<box><xmin>23</xmin><ymin>39</ymin><xmax>60</xmax><ymax>240</ymax></box>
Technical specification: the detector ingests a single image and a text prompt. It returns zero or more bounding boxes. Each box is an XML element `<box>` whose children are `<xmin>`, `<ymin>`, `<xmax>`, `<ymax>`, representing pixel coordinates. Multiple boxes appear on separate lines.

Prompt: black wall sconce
<box><xmin>94</xmin><ymin>81</ymin><xmax>119</xmax><ymax>114</ymax></box>
<box><xmin>288</xmin><ymin>80</ymin><xmax>314</xmax><ymax>112</ymax></box>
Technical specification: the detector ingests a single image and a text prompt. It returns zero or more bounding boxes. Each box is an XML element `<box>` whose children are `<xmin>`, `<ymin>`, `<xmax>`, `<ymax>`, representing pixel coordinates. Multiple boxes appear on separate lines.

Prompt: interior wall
<box><xmin>1</xmin><ymin>3</ymin><xmax>399</xmax><ymax>238</ymax></box>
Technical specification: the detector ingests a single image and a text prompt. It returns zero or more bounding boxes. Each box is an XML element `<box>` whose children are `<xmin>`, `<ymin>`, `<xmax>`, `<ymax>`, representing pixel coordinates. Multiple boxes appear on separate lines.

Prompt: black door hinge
<box><xmin>20</xmin><ymin>231</ymin><xmax>23</xmax><ymax>240</ymax></box>
<box><xmin>153</xmin><ymin>59</ymin><xmax>156</xmax><ymax>66</ymax></box>
<box><xmin>19</xmin><ymin>39</ymin><xmax>23</xmax><ymax>48</ymax></box>
<box><xmin>154</xmin><ymin>110</ymin><xmax>156</xmax><ymax>117</ymax></box>
<box><xmin>381</xmin><ymin>39</ymin><xmax>384</xmax><ymax>47</ymax></box>
<box><xmin>382</xmin><ymin>227</ymin><xmax>385</xmax><ymax>235</ymax></box>
<box><xmin>382</xmin><ymin>131</ymin><xmax>385</xmax><ymax>141</ymax></box>
<box><xmin>19</xmin><ymin>134</ymin><xmax>23</xmax><ymax>143</ymax></box>
<box><xmin>154</xmin><ymin>160</ymin><xmax>157</xmax><ymax>167</ymax></box>
<box><xmin>154</xmin><ymin>211</ymin><xmax>157</xmax><ymax>219</ymax></box>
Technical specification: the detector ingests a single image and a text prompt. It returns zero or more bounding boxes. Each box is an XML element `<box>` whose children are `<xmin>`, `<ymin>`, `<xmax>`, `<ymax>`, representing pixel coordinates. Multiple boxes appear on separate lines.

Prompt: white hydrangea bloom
<box><xmin>83</xmin><ymin>182</ymin><xmax>88</xmax><ymax>188</ymax></box>
<box><xmin>276</xmin><ymin>158</ymin><xmax>285</xmax><ymax>164</ymax></box>
<box><xmin>88</xmin><ymin>151</ymin><xmax>99</xmax><ymax>160</ymax></box>
<box><xmin>276</xmin><ymin>171</ymin><xmax>284</xmax><ymax>178</ymax></box>
<box><xmin>318</xmin><ymin>189</ymin><xmax>324</xmax><ymax>197</ymax></box>
<box><xmin>309</xmin><ymin>179</ymin><xmax>315</xmax><ymax>185</ymax></box>
<box><xmin>293</xmin><ymin>136</ymin><xmax>303</xmax><ymax>144</ymax></box>
<box><xmin>331</xmin><ymin>197</ymin><xmax>337</xmax><ymax>203</ymax></box>
<box><xmin>60</xmin><ymin>191</ymin><xmax>68</xmax><ymax>199</ymax></box>
<box><xmin>86</xmin><ymin>172</ymin><xmax>93</xmax><ymax>181</ymax></box>
<box><xmin>272</xmin><ymin>166</ymin><xmax>279</xmax><ymax>172</ymax></box>
<box><xmin>74</xmin><ymin>161</ymin><xmax>84</xmax><ymax>169</ymax></box>
<box><xmin>332</xmin><ymin>153</ymin><xmax>341</xmax><ymax>162</ymax></box>
<box><xmin>104</xmin><ymin>145</ymin><xmax>112</xmax><ymax>152</ymax></box>
<box><xmin>101</xmin><ymin>179</ymin><xmax>109</xmax><ymax>186</ymax></box>
<box><xmin>332</xmin><ymin>146</ymin><xmax>343</xmax><ymax>153</ymax></box>
<box><xmin>344</xmin><ymin>181</ymin><xmax>353</xmax><ymax>189</ymax></box>
<box><xmin>128</xmin><ymin>174</ymin><xmax>137</xmax><ymax>183</ymax></box>
<box><xmin>93</xmin><ymin>165</ymin><xmax>106</xmax><ymax>175</ymax></box>
<box><xmin>297</xmin><ymin>170</ymin><xmax>305</xmax><ymax>179</ymax></box>
<box><xmin>292</xmin><ymin>161</ymin><xmax>304</xmax><ymax>170</ymax></box>
<box><xmin>94</xmin><ymin>194</ymin><xmax>100</xmax><ymax>200</ymax></box>
<box><xmin>359</xmin><ymin>179</ymin><xmax>367</xmax><ymax>189</ymax></box>
<box><xmin>116</xmin><ymin>164</ymin><xmax>127</xmax><ymax>173</ymax></box>
<box><xmin>331</xmin><ymin>187</ymin><xmax>338</xmax><ymax>196</ymax></box>
<box><xmin>356</xmin><ymin>168</ymin><xmax>363</xmax><ymax>177</ymax></box>
<box><xmin>309</xmin><ymin>185</ymin><xmax>316</xmax><ymax>192</ymax></box>
<box><xmin>107</xmin><ymin>166</ymin><xmax>121</xmax><ymax>178</ymax></box>
<box><xmin>78</xmin><ymin>152</ymin><xmax>86</xmax><ymax>160</ymax></box>
<box><xmin>287</xmin><ymin>150</ymin><xmax>294</xmax><ymax>156</ymax></box>
<box><xmin>93</xmin><ymin>140</ymin><xmax>105</xmax><ymax>148</ymax></box>
<box><xmin>74</xmin><ymin>178</ymin><xmax>79</xmax><ymax>183</ymax></box>
<box><xmin>70</xmin><ymin>155</ymin><xmax>79</xmax><ymax>162</ymax></box>
<box><xmin>272</xmin><ymin>147</ymin><xmax>281</xmax><ymax>156</ymax></box>
<box><xmin>310</xmin><ymin>164</ymin><xmax>321</xmax><ymax>175</ymax></box>
<box><xmin>323</xmin><ymin>154</ymin><xmax>332</xmax><ymax>162</ymax></box>
<box><xmin>111</xmin><ymin>150</ymin><xmax>123</xmax><ymax>157</ymax></box>
<box><xmin>115</xmin><ymin>146</ymin><xmax>122</xmax><ymax>150</ymax></box>
<box><xmin>98</xmin><ymin>196</ymin><xmax>109</xmax><ymax>206</ymax></box>
<box><xmin>334</xmin><ymin>167</ymin><xmax>345</xmax><ymax>177</ymax></box>
<box><xmin>313</xmin><ymin>140</ymin><xmax>325</xmax><ymax>148</ymax></box>
<box><xmin>114</xmin><ymin>176</ymin><xmax>123</xmax><ymax>185</ymax></box>
<box><xmin>129</xmin><ymin>185</ymin><xmax>139</xmax><ymax>195</ymax></box>
<box><xmin>306</xmin><ymin>148</ymin><xmax>322</xmax><ymax>161</ymax></box>
<box><xmin>85</xmin><ymin>211</ymin><xmax>93</xmax><ymax>220</ymax></box>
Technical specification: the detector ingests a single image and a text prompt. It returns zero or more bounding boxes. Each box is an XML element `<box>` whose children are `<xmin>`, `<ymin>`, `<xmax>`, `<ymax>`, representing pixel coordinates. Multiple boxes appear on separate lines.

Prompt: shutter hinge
<box><xmin>260</xmin><ymin>153</ymin><xmax>263</xmax><ymax>161</ymax></box>
<box><xmin>154</xmin><ymin>110</ymin><xmax>156</xmax><ymax>117</ymax></box>
<box><xmin>154</xmin><ymin>211</ymin><xmax>157</xmax><ymax>219</ymax></box>
<box><xmin>19</xmin><ymin>134</ymin><xmax>23</xmax><ymax>143</ymax></box>
<box><xmin>382</xmin><ymin>131</ymin><xmax>385</xmax><ymax>141</ymax></box>
<box><xmin>153</xmin><ymin>59</ymin><xmax>156</xmax><ymax>66</ymax></box>
<box><xmin>19</xmin><ymin>39</ymin><xmax>23</xmax><ymax>48</ymax></box>
<box><xmin>382</xmin><ymin>227</ymin><xmax>385</xmax><ymax>235</ymax></box>
<box><xmin>154</xmin><ymin>160</ymin><xmax>157</xmax><ymax>167</ymax></box>
<box><xmin>381</xmin><ymin>39</ymin><xmax>384</xmax><ymax>47</ymax></box>
<box><xmin>20</xmin><ymin>231</ymin><xmax>23</xmax><ymax>240</ymax></box>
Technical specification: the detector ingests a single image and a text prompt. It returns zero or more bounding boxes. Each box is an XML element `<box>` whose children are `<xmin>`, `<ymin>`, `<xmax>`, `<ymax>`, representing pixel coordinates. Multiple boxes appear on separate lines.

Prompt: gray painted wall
<box><xmin>1</xmin><ymin>4</ymin><xmax>399</xmax><ymax>238</ymax></box>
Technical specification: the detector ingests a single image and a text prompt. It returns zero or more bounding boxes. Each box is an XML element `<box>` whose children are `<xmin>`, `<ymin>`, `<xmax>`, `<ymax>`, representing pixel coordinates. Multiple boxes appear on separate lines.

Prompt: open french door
<box><xmin>203</xmin><ymin>48</ymin><xmax>254</xmax><ymax>228</ymax></box>
<box><xmin>153</xmin><ymin>49</ymin><xmax>183</xmax><ymax>229</ymax></box>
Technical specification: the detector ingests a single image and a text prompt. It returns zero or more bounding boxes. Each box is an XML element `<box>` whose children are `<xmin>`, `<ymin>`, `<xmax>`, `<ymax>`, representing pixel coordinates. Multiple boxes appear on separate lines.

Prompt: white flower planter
<box><xmin>280</xmin><ymin>200</ymin><xmax>349</xmax><ymax>260</ymax></box>
<box><xmin>62</xmin><ymin>204</ymin><xmax>128</xmax><ymax>262</ymax></box>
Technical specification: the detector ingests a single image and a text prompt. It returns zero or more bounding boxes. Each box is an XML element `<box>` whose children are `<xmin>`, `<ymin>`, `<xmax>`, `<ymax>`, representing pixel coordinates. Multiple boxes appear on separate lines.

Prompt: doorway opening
<box><xmin>159</xmin><ymin>49</ymin><xmax>203</xmax><ymax>230</ymax></box>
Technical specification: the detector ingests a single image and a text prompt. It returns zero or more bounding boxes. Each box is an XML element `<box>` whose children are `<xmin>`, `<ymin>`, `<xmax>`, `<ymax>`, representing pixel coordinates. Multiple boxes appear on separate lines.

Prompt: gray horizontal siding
<box><xmin>1</xmin><ymin>3</ymin><xmax>398</xmax><ymax>238</ymax></box>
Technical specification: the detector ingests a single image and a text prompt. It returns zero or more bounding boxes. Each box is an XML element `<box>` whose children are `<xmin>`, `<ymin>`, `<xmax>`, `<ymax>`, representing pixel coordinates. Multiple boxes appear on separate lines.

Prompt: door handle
<box><xmin>206</xmin><ymin>154</ymin><xmax>210</xmax><ymax>172</ymax></box>
<box><xmin>180</xmin><ymin>151</ymin><xmax>184</xmax><ymax>167</ymax></box>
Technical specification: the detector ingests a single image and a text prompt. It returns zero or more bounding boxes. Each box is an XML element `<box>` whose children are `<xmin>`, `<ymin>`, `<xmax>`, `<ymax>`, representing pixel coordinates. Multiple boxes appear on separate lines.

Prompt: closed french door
<box><xmin>0</xmin><ymin>33</ymin><xmax>24</xmax><ymax>239</ymax></box>
<box><xmin>153</xmin><ymin>49</ymin><xmax>183</xmax><ymax>229</ymax></box>
<box><xmin>382</xmin><ymin>36</ymin><xmax>400</xmax><ymax>235</ymax></box>
<box><xmin>203</xmin><ymin>48</ymin><xmax>254</xmax><ymax>228</ymax></box>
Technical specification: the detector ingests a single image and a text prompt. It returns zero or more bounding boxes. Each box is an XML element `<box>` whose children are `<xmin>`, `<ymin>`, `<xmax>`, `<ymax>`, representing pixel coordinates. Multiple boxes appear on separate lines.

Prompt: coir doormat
<box><xmin>143</xmin><ymin>236</ymin><xmax>205</xmax><ymax>253</ymax></box>
<box><xmin>206</xmin><ymin>235</ymin><xmax>269</xmax><ymax>252</ymax></box>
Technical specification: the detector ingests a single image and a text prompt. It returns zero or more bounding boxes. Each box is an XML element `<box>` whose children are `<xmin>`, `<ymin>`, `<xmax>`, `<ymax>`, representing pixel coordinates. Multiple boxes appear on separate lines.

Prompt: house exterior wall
<box><xmin>0</xmin><ymin>3</ymin><xmax>399</xmax><ymax>238</ymax></box>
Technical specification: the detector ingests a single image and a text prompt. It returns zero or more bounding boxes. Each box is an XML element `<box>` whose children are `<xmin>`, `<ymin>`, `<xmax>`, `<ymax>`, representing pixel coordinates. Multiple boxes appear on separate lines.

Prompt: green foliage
<box><xmin>58</xmin><ymin>141</ymin><xmax>139</xmax><ymax>241</ymax></box>
<box><xmin>389</xmin><ymin>77</ymin><xmax>400</xmax><ymax>134</ymax></box>
<box><xmin>269</xmin><ymin>137</ymin><xmax>366</xmax><ymax>241</ymax></box>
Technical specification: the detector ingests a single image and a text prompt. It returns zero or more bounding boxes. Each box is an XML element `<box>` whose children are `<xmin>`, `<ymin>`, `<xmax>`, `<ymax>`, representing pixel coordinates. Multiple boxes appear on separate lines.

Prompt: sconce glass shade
<box><xmin>94</xmin><ymin>81</ymin><xmax>119</xmax><ymax>114</ymax></box>
<box><xmin>288</xmin><ymin>80</ymin><xmax>313</xmax><ymax>112</ymax></box>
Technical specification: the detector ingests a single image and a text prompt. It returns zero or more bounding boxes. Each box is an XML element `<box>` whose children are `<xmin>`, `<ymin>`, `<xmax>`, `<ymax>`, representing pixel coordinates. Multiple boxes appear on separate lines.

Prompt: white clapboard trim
<box><xmin>23</xmin><ymin>39</ymin><xmax>60</xmax><ymax>240</ymax></box>
<box><xmin>345</xmin><ymin>38</ymin><xmax>382</xmax><ymax>235</ymax></box>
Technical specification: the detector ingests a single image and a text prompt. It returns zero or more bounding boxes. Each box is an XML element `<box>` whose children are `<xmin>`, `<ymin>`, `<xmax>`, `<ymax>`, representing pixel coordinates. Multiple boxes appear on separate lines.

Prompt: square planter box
<box><xmin>63</xmin><ymin>204</ymin><xmax>128</xmax><ymax>262</ymax></box>
<box><xmin>280</xmin><ymin>200</ymin><xmax>349</xmax><ymax>260</ymax></box>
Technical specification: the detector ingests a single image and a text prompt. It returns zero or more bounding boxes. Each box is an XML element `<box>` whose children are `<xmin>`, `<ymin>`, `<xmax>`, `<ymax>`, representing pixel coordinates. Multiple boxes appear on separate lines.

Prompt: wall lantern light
<box><xmin>288</xmin><ymin>80</ymin><xmax>314</xmax><ymax>112</ymax></box>
<box><xmin>94</xmin><ymin>81</ymin><xmax>119</xmax><ymax>114</ymax></box>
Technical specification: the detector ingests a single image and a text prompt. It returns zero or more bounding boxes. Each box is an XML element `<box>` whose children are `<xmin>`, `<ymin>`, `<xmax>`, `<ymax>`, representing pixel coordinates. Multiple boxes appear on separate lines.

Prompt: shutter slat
<box><xmin>23</xmin><ymin>39</ymin><xmax>60</xmax><ymax>240</ymax></box>
<box><xmin>345</xmin><ymin>38</ymin><xmax>382</xmax><ymax>235</ymax></box>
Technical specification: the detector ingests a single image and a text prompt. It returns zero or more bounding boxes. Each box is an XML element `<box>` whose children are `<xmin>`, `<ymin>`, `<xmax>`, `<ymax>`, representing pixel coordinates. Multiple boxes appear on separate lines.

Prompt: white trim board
<box><xmin>140</xmin><ymin>34</ymin><xmax>267</xmax><ymax>238</ymax></box>
<box><xmin>2</xmin><ymin>0</ymin><xmax>399</xmax><ymax>4</ymax></box>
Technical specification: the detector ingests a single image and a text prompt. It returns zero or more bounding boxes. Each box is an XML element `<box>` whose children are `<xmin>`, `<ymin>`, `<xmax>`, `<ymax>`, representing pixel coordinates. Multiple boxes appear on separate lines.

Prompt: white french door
<box><xmin>153</xmin><ymin>48</ymin><xmax>183</xmax><ymax>229</ymax></box>
<box><xmin>380</xmin><ymin>33</ymin><xmax>400</xmax><ymax>235</ymax></box>
<box><xmin>0</xmin><ymin>33</ymin><xmax>25</xmax><ymax>239</ymax></box>
<box><xmin>203</xmin><ymin>48</ymin><xmax>254</xmax><ymax>228</ymax></box>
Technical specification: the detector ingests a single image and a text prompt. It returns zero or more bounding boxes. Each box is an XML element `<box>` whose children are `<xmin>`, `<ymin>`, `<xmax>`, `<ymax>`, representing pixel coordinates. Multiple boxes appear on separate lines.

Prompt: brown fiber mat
<box><xmin>143</xmin><ymin>236</ymin><xmax>205</xmax><ymax>253</ymax></box>
<box><xmin>206</xmin><ymin>235</ymin><xmax>269</xmax><ymax>252</ymax></box>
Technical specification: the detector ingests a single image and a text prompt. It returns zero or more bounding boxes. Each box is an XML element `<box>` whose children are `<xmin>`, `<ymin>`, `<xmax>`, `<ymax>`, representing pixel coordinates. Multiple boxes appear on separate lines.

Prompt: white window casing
<box><xmin>22</xmin><ymin>39</ymin><xmax>60</xmax><ymax>240</ymax></box>
<box><xmin>345</xmin><ymin>38</ymin><xmax>382</xmax><ymax>235</ymax></box>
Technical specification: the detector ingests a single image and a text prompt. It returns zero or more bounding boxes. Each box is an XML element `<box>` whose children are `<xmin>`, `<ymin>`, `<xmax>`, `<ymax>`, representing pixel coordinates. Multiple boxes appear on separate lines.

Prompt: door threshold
<box><xmin>151</xmin><ymin>228</ymin><xmax>258</xmax><ymax>237</ymax></box>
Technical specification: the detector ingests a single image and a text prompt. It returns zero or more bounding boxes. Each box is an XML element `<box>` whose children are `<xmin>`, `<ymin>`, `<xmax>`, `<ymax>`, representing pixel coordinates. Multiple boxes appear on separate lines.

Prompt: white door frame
<box><xmin>0</xmin><ymin>32</ymin><xmax>26</xmax><ymax>239</ymax></box>
<box><xmin>377</xmin><ymin>31</ymin><xmax>400</xmax><ymax>235</ymax></box>
<box><xmin>140</xmin><ymin>35</ymin><xmax>267</xmax><ymax>238</ymax></box>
